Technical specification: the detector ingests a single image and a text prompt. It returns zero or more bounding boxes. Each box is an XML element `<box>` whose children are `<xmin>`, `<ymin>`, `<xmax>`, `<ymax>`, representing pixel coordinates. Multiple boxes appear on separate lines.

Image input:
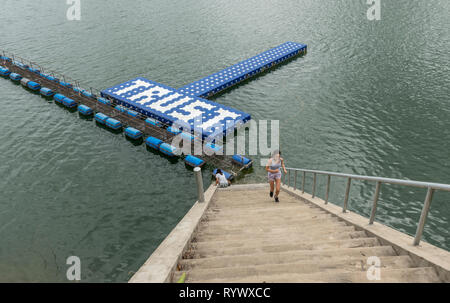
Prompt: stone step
<box><xmin>214</xmin><ymin>199</ymin><xmax>302</xmax><ymax>208</ymax></box>
<box><xmin>197</xmin><ymin>219</ymin><xmax>347</xmax><ymax>236</ymax></box>
<box><xmin>201</xmin><ymin>213</ymin><xmax>336</xmax><ymax>229</ymax></box>
<box><xmin>204</xmin><ymin>208</ymin><xmax>324</xmax><ymax>221</ymax></box>
<box><xmin>193</xmin><ymin>230</ymin><xmax>368</xmax><ymax>245</ymax></box>
<box><xmin>204</xmin><ymin>209</ymin><xmax>329</xmax><ymax>222</ymax></box>
<box><xmin>196</xmin><ymin>224</ymin><xmax>357</xmax><ymax>241</ymax></box>
<box><xmin>190</xmin><ymin>267</ymin><xmax>441</xmax><ymax>283</ymax></box>
<box><xmin>191</xmin><ymin>237</ymin><xmax>380</xmax><ymax>258</ymax></box>
<box><xmin>212</xmin><ymin>189</ymin><xmax>293</xmax><ymax>199</ymax></box>
<box><xmin>174</xmin><ymin>255</ymin><xmax>415</xmax><ymax>282</ymax></box>
<box><xmin>179</xmin><ymin>246</ymin><xmax>397</xmax><ymax>270</ymax></box>
<box><xmin>214</xmin><ymin>194</ymin><xmax>301</xmax><ymax>204</ymax></box>
<box><xmin>207</xmin><ymin>204</ymin><xmax>317</xmax><ymax>214</ymax></box>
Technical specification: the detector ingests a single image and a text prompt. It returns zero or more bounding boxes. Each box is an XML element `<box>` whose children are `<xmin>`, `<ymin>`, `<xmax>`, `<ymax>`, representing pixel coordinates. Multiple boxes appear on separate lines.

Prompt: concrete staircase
<box><xmin>174</xmin><ymin>188</ymin><xmax>442</xmax><ymax>282</ymax></box>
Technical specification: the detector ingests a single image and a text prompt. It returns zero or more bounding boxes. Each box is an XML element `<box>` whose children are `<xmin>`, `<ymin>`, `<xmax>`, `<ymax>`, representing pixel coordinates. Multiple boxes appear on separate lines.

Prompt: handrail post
<box><xmin>413</xmin><ymin>187</ymin><xmax>434</xmax><ymax>245</ymax></box>
<box><xmin>325</xmin><ymin>175</ymin><xmax>331</xmax><ymax>204</ymax></box>
<box><xmin>288</xmin><ymin>170</ymin><xmax>291</xmax><ymax>187</ymax></box>
<box><xmin>194</xmin><ymin>167</ymin><xmax>205</xmax><ymax>203</ymax></box>
<box><xmin>343</xmin><ymin>177</ymin><xmax>351</xmax><ymax>213</ymax></box>
<box><xmin>369</xmin><ymin>181</ymin><xmax>382</xmax><ymax>224</ymax></box>
<box><xmin>312</xmin><ymin>173</ymin><xmax>316</xmax><ymax>198</ymax></box>
<box><xmin>301</xmin><ymin>171</ymin><xmax>305</xmax><ymax>193</ymax></box>
<box><xmin>294</xmin><ymin>170</ymin><xmax>297</xmax><ymax>189</ymax></box>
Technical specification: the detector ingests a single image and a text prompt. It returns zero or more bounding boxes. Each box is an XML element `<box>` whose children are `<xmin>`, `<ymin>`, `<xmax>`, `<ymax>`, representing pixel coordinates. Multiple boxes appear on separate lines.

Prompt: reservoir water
<box><xmin>0</xmin><ymin>0</ymin><xmax>449</xmax><ymax>282</ymax></box>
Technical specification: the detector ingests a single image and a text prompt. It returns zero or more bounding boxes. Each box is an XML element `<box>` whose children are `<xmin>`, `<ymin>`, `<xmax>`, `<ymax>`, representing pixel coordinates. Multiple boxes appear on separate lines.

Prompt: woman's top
<box><xmin>269</xmin><ymin>158</ymin><xmax>282</xmax><ymax>173</ymax></box>
<box><xmin>216</xmin><ymin>173</ymin><xmax>228</xmax><ymax>185</ymax></box>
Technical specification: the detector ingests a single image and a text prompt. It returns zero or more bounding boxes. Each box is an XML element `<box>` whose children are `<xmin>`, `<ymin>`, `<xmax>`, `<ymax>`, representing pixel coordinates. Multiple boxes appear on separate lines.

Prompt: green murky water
<box><xmin>0</xmin><ymin>0</ymin><xmax>449</xmax><ymax>281</ymax></box>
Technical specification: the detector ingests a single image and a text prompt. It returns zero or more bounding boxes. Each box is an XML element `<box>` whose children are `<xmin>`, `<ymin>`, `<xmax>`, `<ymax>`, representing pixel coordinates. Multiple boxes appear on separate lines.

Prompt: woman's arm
<box><xmin>281</xmin><ymin>158</ymin><xmax>287</xmax><ymax>174</ymax></box>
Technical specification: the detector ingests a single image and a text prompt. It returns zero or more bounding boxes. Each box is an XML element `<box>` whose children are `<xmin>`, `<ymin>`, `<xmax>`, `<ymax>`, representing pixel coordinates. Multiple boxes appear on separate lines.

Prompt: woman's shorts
<box><xmin>268</xmin><ymin>171</ymin><xmax>282</xmax><ymax>181</ymax></box>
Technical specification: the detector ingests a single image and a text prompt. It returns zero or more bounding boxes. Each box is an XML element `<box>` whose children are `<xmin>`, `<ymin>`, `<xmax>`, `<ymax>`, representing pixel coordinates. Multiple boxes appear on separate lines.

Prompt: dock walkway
<box><xmin>178</xmin><ymin>42</ymin><xmax>307</xmax><ymax>98</ymax></box>
<box><xmin>130</xmin><ymin>183</ymin><xmax>450</xmax><ymax>283</ymax></box>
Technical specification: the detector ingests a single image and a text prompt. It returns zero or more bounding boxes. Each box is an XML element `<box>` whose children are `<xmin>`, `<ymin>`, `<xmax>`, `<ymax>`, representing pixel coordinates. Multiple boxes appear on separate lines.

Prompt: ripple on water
<box><xmin>0</xmin><ymin>0</ymin><xmax>449</xmax><ymax>281</ymax></box>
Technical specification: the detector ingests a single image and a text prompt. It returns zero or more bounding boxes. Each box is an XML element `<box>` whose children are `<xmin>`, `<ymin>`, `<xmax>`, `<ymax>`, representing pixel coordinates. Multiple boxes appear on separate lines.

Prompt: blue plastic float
<box><xmin>97</xmin><ymin>97</ymin><xmax>111</xmax><ymax>106</ymax></box>
<box><xmin>62</xmin><ymin>97</ymin><xmax>77</xmax><ymax>108</ymax></box>
<box><xmin>60</xmin><ymin>81</ymin><xmax>72</xmax><ymax>88</ymax></box>
<box><xmin>9</xmin><ymin>73</ymin><xmax>22</xmax><ymax>81</ymax></box>
<box><xmin>53</xmin><ymin>93</ymin><xmax>66</xmax><ymax>104</ymax></box>
<box><xmin>105</xmin><ymin>117</ymin><xmax>122</xmax><ymax>130</ymax></box>
<box><xmin>184</xmin><ymin>155</ymin><xmax>205</xmax><ymax>167</ymax></box>
<box><xmin>145</xmin><ymin>117</ymin><xmax>161</xmax><ymax>127</ymax></box>
<box><xmin>20</xmin><ymin>78</ymin><xmax>30</xmax><ymax>86</ymax></box>
<box><xmin>159</xmin><ymin>143</ymin><xmax>178</xmax><ymax>157</ymax></box>
<box><xmin>40</xmin><ymin>87</ymin><xmax>54</xmax><ymax>97</ymax></box>
<box><xmin>232</xmin><ymin>154</ymin><xmax>252</xmax><ymax>167</ymax></box>
<box><xmin>13</xmin><ymin>61</ymin><xmax>28</xmax><ymax>69</ymax></box>
<box><xmin>27</xmin><ymin>81</ymin><xmax>41</xmax><ymax>91</ymax></box>
<box><xmin>115</xmin><ymin>105</ymin><xmax>126</xmax><ymax>112</ymax></box>
<box><xmin>180</xmin><ymin>132</ymin><xmax>197</xmax><ymax>142</ymax></box>
<box><xmin>29</xmin><ymin>68</ymin><xmax>40</xmax><ymax>74</ymax></box>
<box><xmin>82</xmin><ymin>90</ymin><xmax>94</xmax><ymax>98</ymax></box>
<box><xmin>124</xmin><ymin>127</ymin><xmax>143</xmax><ymax>140</ymax></box>
<box><xmin>77</xmin><ymin>104</ymin><xmax>93</xmax><ymax>115</ymax></box>
<box><xmin>45</xmin><ymin>75</ymin><xmax>58</xmax><ymax>82</ymax></box>
<box><xmin>0</xmin><ymin>67</ymin><xmax>11</xmax><ymax>76</ymax></box>
<box><xmin>126</xmin><ymin>109</ymin><xmax>139</xmax><ymax>118</ymax></box>
<box><xmin>167</xmin><ymin>126</ymin><xmax>181</xmax><ymax>135</ymax></box>
<box><xmin>145</xmin><ymin>136</ymin><xmax>163</xmax><ymax>150</ymax></box>
<box><xmin>94</xmin><ymin>113</ymin><xmax>109</xmax><ymax>124</ymax></box>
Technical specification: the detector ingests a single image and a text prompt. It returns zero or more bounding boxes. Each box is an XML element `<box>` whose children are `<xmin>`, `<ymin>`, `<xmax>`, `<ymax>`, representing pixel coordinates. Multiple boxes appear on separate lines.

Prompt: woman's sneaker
<box><xmin>275</xmin><ymin>197</ymin><xmax>279</xmax><ymax>203</ymax></box>
<box><xmin>269</xmin><ymin>191</ymin><xmax>273</xmax><ymax>198</ymax></box>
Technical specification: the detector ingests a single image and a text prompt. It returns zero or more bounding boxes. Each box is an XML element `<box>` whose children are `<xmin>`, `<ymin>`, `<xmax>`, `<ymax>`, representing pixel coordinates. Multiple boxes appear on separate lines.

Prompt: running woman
<box><xmin>265</xmin><ymin>150</ymin><xmax>287</xmax><ymax>202</ymax></box>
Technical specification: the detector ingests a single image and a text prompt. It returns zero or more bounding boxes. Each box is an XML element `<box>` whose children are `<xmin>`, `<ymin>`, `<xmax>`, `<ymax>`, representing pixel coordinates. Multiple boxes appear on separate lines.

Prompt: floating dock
<box><xmin>0</xmin><ymin>55</ymin><xmax>251</xmax><ymax>176</ymax></box>
<box><xmin>0</xmin><ymin>41</ymin><xmax>307</xmax><ymax>176</ymax></box>
<box><xmin>100</xmin><ymin>77</ymin><xmax>251</xmax><ymax>139</ymax></box>
<box><xmin>178</xmin><ymin>42</ymin><xmax>307</xmax><ymax>98</ymax></box>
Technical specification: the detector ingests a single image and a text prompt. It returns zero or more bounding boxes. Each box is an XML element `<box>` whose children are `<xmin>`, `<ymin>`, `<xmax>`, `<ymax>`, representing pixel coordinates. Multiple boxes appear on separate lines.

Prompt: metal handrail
<box><xmin>2</xmin><ymin>49</ymin><xmax>101</xmax><ymax>98</ymax></box>
<box><xmin>283</xmin><ymin>167</ymin><xmax>450</xmax><ymax>246</ymax></box>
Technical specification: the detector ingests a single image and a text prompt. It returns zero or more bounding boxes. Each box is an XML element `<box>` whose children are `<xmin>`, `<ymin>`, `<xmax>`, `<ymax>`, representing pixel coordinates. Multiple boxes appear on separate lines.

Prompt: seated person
<box><xmin>215</xmin><ymin>169</ymin><xmax>231</xmax><ymax>188</ymax></box>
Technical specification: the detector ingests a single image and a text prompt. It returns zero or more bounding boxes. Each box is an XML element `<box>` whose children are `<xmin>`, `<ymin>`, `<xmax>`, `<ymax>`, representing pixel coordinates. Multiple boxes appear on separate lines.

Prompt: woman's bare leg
<box><xmin>275</xmin><ymin>178</ymin><xmax>281</xmax><ymax>197</ymax></box>
<box><xmin>269</xmin><ymin>180</ymin><xmax>274</xmax><ymax>193</ymax></box>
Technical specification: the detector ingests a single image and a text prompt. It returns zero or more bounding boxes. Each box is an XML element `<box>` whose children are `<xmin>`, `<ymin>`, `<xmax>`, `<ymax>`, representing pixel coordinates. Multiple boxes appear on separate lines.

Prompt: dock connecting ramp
<box><xmin>130</xmin><ymin>183</ymin><xmax>450</xmax><ymax>283</ymax></box>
